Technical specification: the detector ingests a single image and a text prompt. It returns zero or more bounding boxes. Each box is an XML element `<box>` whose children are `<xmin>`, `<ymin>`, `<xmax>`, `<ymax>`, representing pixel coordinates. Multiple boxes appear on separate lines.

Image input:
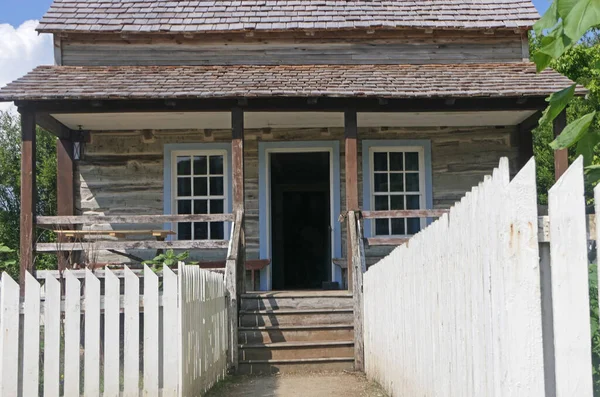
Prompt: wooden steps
<box><xmin>238</xmin><ymin>291</ymin><xmax>355</xmax><ymax>375</ymax></box>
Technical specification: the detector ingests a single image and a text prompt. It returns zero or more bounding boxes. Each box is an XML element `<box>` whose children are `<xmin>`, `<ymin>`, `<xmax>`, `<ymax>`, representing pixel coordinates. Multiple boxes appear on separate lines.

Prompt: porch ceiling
<box><xmin>51</xmin><ymin>110</ymin><xmax>536</xmax><ymax>131</ymax></box>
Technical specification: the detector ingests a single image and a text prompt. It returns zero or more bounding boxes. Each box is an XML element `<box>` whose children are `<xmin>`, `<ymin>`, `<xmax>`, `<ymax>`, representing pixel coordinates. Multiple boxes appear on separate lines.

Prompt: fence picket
<box><xmin>0</xmin><ymin>273</ymin><xmax>19</xmax><ymax>397</ymax></box>
<box><xmin>144</xmin><ymin>265</ymin><xmax>159</xmax><ymax>395</ymax></box>
<box><xmin>162</xmin><ymin>266</ymin><xmax>178</xmax><ymax>397</ymax></box>
<box><xmin>363</xmin><ymin>158</ymin><xmax>546</xmax><ymax>397</ymax></box>
<box><xmin>43</xmin><ymin>274</ymin><xmax>61</xmax><ymax>397</ymax></box>
<box><xmin>548</xmin><ymin>157</ymin><xmax>594</xmax><ymax>397</ymax></box>
<box><xmin>84</xmin><ymin>270</ymin><xmax>101</xmax><ymax>397</ymax></box>
<box><xmin>123</xmin><ymin>266</ymin><xmax>140</xmax><ymax>397</ymax></box>
<box><xmin>64</xmin><ymin>270</ymin><xmax>81</xmax><ymax>397</ymax></box>
<box><xmin>104</xmin><ymin>268</ymin><xmax>120</xmax><ymax>397</ymax></box>
<box><xmin>23</xmin><ymin>272</ymin><xmax>41</xmax><ymax>397</ymax></box>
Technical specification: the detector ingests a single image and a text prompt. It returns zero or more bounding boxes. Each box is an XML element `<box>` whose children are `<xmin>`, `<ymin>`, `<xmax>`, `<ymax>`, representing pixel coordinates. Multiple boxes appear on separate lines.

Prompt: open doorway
<box><xmin>270</xmin><ymin>152</ymin><xmax>331</xmax><ymax>290</ymax></box>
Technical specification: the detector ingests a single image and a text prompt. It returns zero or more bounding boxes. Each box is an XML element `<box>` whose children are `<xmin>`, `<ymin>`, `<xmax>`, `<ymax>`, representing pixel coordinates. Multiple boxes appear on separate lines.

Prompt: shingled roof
<box><xmin>0</xmin><ymin>63</ymin><xmax>579</xmax><ymax>102</ymax></box>
<box><xmin>37</xmin><ymin>0</ymin><xmax>540</xmax><ymax>34</ymax></box>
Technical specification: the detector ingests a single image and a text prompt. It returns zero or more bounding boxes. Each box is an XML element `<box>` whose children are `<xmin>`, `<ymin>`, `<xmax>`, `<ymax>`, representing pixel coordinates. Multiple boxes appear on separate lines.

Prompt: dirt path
<box><xmin>205</xmin><ymin>372</ymin><xmax>387</xmax><ymax>397</ymax></box>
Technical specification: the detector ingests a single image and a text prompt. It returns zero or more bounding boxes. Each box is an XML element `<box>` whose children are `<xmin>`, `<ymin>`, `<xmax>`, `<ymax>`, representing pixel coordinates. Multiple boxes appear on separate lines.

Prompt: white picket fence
<box><xmin>363</xmin><ymin>157</ymin><xmax>595</xmax><ymax>397</ymax></box>
<box><xmin>0</xmin><ymin>264</ymin><xmax>228</xmax><ymax>397</ymax></box>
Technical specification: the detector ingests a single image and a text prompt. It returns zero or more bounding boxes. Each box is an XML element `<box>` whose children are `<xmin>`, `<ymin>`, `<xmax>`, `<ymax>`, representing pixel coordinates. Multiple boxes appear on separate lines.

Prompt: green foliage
<box><xmin>143</xmin><ymin>249</ymin><xmax>189</xmax><ymax>271</ymax></box>
<box><xmin>589</xmin><ymin>260</ymin><xmax>600</xmax><ymax>394</ymax></box>
<box><xmin>0</xmin><ymin>110</ymin><xmax>58</xmax><ymax>280</ymax></box>
<box><xmin>0</xmin><ymin>244</ymin><xmax>17</xmax><ymax>275</ymax></box>
<box><xmin>533</xmin><ymin>0</ymin><xmax>600</xmax><ymax>179</ymax></box>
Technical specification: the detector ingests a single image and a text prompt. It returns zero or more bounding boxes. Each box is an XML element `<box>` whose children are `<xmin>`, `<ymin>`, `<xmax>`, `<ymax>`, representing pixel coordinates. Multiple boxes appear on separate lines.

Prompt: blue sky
<box><xmin>0</xmin><ymin>0</ymin><xmax>553</xmax><ymax>25</ymax></box>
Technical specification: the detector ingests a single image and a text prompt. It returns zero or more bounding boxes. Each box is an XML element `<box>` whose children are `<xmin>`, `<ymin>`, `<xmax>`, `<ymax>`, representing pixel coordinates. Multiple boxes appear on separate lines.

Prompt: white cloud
<box><xmin>0</xmin><ymin>20</ymin><xmax>54</xmax><ymax>112</ymax></box>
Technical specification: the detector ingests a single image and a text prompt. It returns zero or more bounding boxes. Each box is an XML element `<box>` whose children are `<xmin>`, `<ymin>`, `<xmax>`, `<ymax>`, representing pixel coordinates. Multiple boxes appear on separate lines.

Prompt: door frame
<box><xmin>258</xmin><ymin>141</ymin><xmax>342</xmax><ymax>291</ymax></box>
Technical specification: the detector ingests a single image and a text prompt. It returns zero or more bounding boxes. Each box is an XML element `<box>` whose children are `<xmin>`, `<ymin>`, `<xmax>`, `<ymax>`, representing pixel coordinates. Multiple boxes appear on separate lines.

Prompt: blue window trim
<box><xmin>258</xmin><ymin>141</ymin><xmax>342</xmax><ymax>291</ymax></box>
<box><xmin>361</xmin><ymin>140</ymin><xmax>433</xmax><ymax>238</ymax></box>
<box><xmin>163</xmin><ymin>143</ymin><xmax>233</xmax><ymax>239</ymax></box>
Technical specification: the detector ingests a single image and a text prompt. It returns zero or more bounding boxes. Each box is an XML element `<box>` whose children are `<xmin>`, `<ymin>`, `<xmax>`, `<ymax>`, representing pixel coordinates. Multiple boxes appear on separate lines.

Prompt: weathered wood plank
<box><xmin>36</xmin><ymin>239</ymin><xmax>229</xmax><ymax>252</ymax></box>
<box><xmin>366</xmin><ymin>237</ymin><xmax>410</xmax><ymax>246</ymax></box>
<box><xmin>349</xmin><ymin>211</ymin><xmax>366</xmax><ymax>371</ymax></box>
<box><xmin>62</xmin><ymin>40</ymin><xmax>523</xmax><ymax>66</ymax></box>
<box><xmin>20</xmin><ymin>110</ymin><xmax>36</xmax><ymax>285</ymax></box>
<box><xmin>37</xmin><ymin>213</ymin><xmax>234</xmax><ymax>225</ymax></box>
<box><xmin>362</xmin><ymin>209</ymin><xmax>449</xmax><ymax>219</ymax></box>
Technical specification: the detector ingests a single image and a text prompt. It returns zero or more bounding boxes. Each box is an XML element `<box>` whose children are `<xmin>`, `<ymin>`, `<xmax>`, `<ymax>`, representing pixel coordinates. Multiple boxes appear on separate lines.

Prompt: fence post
<box><xmin>23</xmin><ymin>272</ymin><xmax>40</xmax><ymax>397</ymax></box>
<box><xmin>548</xmin><ymin>157</ymin><xmax>593</xmax><ymax>397</ymax></box>
<box><xmin>349</xmin><ymin>211</ymin><xmax>366</xmax><ymax>371</ymax></box>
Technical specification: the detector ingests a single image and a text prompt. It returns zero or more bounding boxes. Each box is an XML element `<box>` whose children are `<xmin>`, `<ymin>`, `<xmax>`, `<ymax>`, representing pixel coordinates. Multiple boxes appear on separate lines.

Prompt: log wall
<box><xmin>76</xmin><ymin>125</ymin><xmax>519</xmax><ymax>266</ymax></box>
<box><xmin>60</xmin><ymin>30</ymin><xmax>527</xmax><ymax>66</ymax></box>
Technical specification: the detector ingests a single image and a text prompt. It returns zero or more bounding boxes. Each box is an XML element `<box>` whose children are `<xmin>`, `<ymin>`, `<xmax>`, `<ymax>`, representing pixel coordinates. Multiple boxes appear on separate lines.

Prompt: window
<box><xmin>172</xmin><ymin>151</ymin><xmax>228</xmax><ymax>240</ymax></box>
<box><xmin>370</xmin><ymin>147</ymin><xmax>426</xmax><ymax>236</ymax></box>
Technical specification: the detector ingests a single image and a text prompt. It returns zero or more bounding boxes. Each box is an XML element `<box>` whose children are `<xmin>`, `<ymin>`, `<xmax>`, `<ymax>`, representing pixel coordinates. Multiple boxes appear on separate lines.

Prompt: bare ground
<box><xmin>205</xmin><ymin>372</ymin><xmax>388</xmax><ymax>397</ymax></box>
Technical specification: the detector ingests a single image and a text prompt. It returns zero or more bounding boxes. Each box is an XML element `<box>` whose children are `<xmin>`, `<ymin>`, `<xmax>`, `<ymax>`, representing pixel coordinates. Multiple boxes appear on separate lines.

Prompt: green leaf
<box><xmin>557</xmin><ymin>0</ymin><xmax>581</xmax><ymax>19</ymax></box>
<box><xmin>0</xmin><ymin>245</ymin><xmax>14</xmax><ymax>253</ymax></box>
<box><xmin>563</xmin><ymin>0</ymin><xmax>600</xmax><ymax>41</ymax></box>
<box><xmin>537</xmin><ymin>29</ymin><xmax>572</xmax><ymax>59</ymax></box>
<box><xmin>550</xmin><ymin>111</ymin><xmax>597</xmax><ymax>149</ymax></box>
<box><xmin>575</xmin><ymin>130</ymin><xmax>600</xmax><ymax>165</ymax></box>
<box><xmin>533</xmin><ymin>51</ymin><xmax>554</xmax><ymax>72</ymax></box>
<box><xmin>585</xmin><ymin>164</ymin><xmax>600</xmax><ymax>182</ymax></box>
<box><xmin>539</xmin><ymin>84</ymin><xmax>577</xmax><ymax>126</ymax></box>
<box><xmin>534</xmin><ymin>1</ymin><xmax>560</xmax><ymax>36</ymax></box>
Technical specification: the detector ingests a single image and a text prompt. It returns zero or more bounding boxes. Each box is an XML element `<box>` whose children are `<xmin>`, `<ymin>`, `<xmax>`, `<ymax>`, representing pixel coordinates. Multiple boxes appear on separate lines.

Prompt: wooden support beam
<box><xmin>517</xmin><ymin>111</ymin><xmax>541</xmax><ymax>168</ymax></box>
<box><xmin>35</xmin><ymin>113</ymin><xmax>72</xmax><ymax>139</ymax></box>
<box><xmin>20</xmin><ymin>111</ymin><xmax>36</xmax><ymax>286</ymax></box>
<box><xmin>554</xmin><ymin>110</ymin><xmax>568</xmax><ymax>181</ymax></box>
<box><xmin>57</xmin><ymin>138</ymin><xmax>75</xmax><ymax>270</ymax></box>
<box><xmin>345</xmin><ymin>110</ymin><xmax>358</xmax><ymax>293</ymax></box>
<box><xmin>231</xmin><ymin>108</ymin><xmax>246</xmax><ymax>296</ymax></box>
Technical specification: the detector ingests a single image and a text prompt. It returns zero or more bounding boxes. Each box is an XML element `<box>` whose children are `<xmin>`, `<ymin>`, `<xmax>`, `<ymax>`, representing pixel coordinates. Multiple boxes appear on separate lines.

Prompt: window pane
<box><xmin>177</xmin><ymin>156</ymin><xmax>191</xmax><ymax>175</ymax></box>
<box><xmin>193</xmin><ymin>156</ymin><xmax>207</xmax><ymax>175</ymax></box>
<box><xmin>373</xmin><ymin>152</ymin><xmax>388</xmax><ymax>171</ymax></box>
<box><xmin>375</xmin><ymin>219</ymin><xmax>389</xmax><ymax>235</ymax></box>
<box><xmin>390</xmin><ymin>195</ymin><xmax>405</xmax><ymax>210</ymax></box>
<box><xmin>390</xmin><ymin>174</ymin><xmax>404</xmax><ymax>192</ymax></box>
<box><xmin>210</xmin><ymin>199</ymin><xmax>224</xmax><ymax>214</ymax></box>
<box><xmin>193</xmin><ymin>222</ymin><xmax>208</xmax><ymax>240</ymax></box>
<box><xmin>374</xmin><ymin>196</ymin><xmax>388</xmax><ymax>211</ymax></box>
<box><xmin>210</xmin><ymin>176</ymin><xmax>224</xmax><ymax>195</ymax></box>
<box><xmin>405</xmin><ymin>173</ymin><xmax>420</xmax><ymax>192</ymax></box>
<box><xmin>193</xmin><ymin>177</ymin><xmax>208</xmax><ymax>196</ymax></box>
<box><xmin>209</xmin><ymin>155</ymin><xmax>224</xmax><ymax>175</ymax></box>
<box><xmin>407</xmin><ymin>218</ymin><xmax>421</xmax><ymax>234</ymax></box>
<box><xmin>391</xmin><ymin>218</ymin><xmax>405</xmax><ymax>235</ymax></box>
<box><xmin>210</xmin><ymin>222</ymin><xmax>224</xmax><ymax>240</ymax></box>
<box><xmin>406</xmin><ymin>195</ymin><xmax>420</xmax><ymax>210</ymax></box>
<box><xmin>177</xmin><ymin>200</ymin><xmax>192</xmax><ymax>215</ymax></box>
<box><xmin>178</xmin><ymin>222</ymin><xmax>192</xmax><ymax>240</ymax></box>
<box><xmin>194</xmin><ymin>199</ymin><xmax>208</xmax><ymax>214</ymax></box>
<box><xmin>405</xmin><ymin>152</ymin><xmax>419</xmax><ymax>171</ymax></box>
<box><xmin>177</xmin><ymin>177</ymin><xmax>191</xmax><ymax>197</ymax></box>
<box><xmin>374</xmin><ymin>173</ymin><xmax>388</xmax><ymax>192</ymax></box>
<box><xmin>389</xmin><ymin>152</ymin><xmax>404</xmax><ymax>171</ymax></box>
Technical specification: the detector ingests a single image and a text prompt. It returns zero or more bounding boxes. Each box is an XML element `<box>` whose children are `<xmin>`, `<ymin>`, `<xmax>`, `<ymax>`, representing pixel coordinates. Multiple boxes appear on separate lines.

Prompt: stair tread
<box><xmin>239</xmin><ymin>357</ymin><xmax>355</xmax><ymax>364</ymax></box>
<box><xmin>239</xmin><ymin>340</ymin><xmax>354</xmax><ymax>349</ymax></box>
<box><xmin>239</xmin><ymin>324</ymin><xmax>353</xmax><ymax>331</ymax></box>
<box><xmin>240</xmin><ymin>308</ymin><xmax>353</xmax><ymax>315</ymax></box>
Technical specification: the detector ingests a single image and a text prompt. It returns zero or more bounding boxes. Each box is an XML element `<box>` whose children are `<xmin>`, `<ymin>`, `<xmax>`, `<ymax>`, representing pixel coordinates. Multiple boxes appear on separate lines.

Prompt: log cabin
<box><xmin>0</xmin><ymin>0</ymin><xmax>582</xmax><ymax>374</ymax></box>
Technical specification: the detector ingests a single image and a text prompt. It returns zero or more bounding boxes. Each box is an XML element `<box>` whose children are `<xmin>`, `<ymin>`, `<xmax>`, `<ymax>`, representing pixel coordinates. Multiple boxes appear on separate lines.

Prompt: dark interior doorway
<box><xmin>271</xmin><ymin>152</ymin><xmax>331</xmax><ymax>290</ymax></box>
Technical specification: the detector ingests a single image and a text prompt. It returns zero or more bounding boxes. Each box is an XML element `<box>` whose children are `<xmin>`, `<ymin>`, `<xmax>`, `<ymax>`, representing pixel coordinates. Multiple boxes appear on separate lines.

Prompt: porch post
<box><xmin>232</xmin><ymin>107</ymin><xmax>246</xmax><ymax>293</ymax></box>
<box><xmin>344</xmin><ymin>110</ymin><xmax>358</xmax><ymax>292</ymax></box>
<box><xmin>57</xmin><ymin>136</ymin><xmax>75</xmax><ymax>270</ymax></box>
<box><xmin>553</xmin><ymin>110</ymin><xmax>568</xmax><ymax>181</ymax></box>
<box><xmin>19</xmin><ymin>110</ymin><xmax>36</xmax><ymax>286</ymax></box>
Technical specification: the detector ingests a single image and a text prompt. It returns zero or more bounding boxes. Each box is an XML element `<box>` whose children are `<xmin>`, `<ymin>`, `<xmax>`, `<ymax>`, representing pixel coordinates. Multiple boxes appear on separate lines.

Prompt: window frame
<box><xmin>164</xmin><ymin>143</ymin><xmax>232</xmax><ymax>241</ymax></box>
<box><xmin>362</xmin><ymin>140</ymin><xmax>433</xmax><ymax>239</ymax></box>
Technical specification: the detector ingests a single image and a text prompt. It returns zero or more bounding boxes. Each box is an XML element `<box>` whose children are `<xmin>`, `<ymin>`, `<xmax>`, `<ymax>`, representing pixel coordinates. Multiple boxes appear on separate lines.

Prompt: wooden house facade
<box><xmin>0</xmin><ymin>0</ymin><xmax>578</xmax><ymax>293</ymax></box>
